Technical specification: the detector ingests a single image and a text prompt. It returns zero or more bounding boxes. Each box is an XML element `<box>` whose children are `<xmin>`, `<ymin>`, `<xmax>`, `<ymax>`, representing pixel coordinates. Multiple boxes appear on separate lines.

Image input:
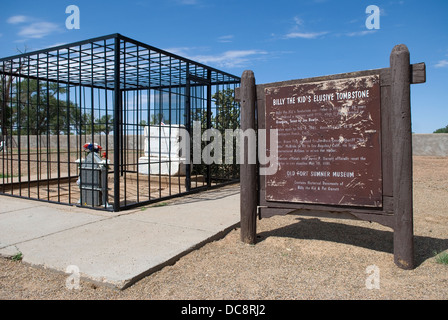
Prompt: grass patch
<box><xmin>152</xmin><ymin>202</ymin><xmax>168</xmax><ymax>207</ymax></box>
<box><xmin>434</xmin><ymin>251</ymin><xmax>448</xmax><ymax>265</ymax></box>
<box><xmin>0</xmin><ymin>173</ymin><xmax>21</xmax><ymax>178</ymax></box>
<box><xmin>12</xmin><ymin>252</ymin><xmax>23</xmax><ymax>261</ymax></box>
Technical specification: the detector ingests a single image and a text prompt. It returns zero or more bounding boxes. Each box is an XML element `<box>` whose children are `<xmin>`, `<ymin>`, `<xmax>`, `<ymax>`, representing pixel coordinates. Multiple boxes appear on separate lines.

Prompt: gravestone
<box><xmin>138</xmin><ymin>125</ymin><xmax>188</xmax><ymax>176</ymax></box>
<box><xmin>76</xmin><ymin>151</ymin><xmax>109</xmax><ymax>207</ymax></box>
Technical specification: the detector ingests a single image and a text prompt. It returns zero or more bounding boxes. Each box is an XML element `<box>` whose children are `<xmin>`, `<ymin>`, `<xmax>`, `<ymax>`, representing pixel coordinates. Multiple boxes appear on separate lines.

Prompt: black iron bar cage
<box><xmin>0</xmin><ymin>34</ymin><xmax>241</xmax><ymax>211</ymax></box>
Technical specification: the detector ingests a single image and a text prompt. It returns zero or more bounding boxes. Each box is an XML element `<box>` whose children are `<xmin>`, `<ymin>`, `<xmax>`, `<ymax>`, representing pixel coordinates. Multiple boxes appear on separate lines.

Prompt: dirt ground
<box><xmin>0</xmin><ymin>149</ymin><xmax>224</xmax><ymax>207</ymax></box>
<box><xmin>0</xmin><ymin>156</ymin><xmax>447</xmax><ymax>300</ymax></box>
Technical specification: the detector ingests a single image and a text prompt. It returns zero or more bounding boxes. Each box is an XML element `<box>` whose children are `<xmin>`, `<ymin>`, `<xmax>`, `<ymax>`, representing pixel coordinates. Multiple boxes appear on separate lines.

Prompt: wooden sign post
<box><xmin>390</xmin><ymin>45</ymin><xmax>414</xmax><ymax>269</ymax></box>
<box><xmin>240</xmin><ymin>70</ymin><xmax>258</xmax><ymax>244</ymax></box>
<box><xmin>238</xmin><ymin>45</ymin><xmax>425</xmax><ymax>269</ymax></box>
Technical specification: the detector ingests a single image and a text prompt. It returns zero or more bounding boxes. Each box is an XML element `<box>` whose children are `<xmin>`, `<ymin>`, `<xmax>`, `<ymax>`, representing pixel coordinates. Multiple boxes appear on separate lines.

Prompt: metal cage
<box><xmin>0</xmin><ymin>34</ymin><xmax>241</xmax><ymax>211</ymax></box>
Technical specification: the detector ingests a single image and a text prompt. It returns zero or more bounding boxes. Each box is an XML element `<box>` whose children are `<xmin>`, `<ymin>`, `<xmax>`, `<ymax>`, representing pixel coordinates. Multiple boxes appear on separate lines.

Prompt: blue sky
<box><xmin>0</xmin><ymin>0</ymin><xmax>447</xmax><ymax>133</ymax></box>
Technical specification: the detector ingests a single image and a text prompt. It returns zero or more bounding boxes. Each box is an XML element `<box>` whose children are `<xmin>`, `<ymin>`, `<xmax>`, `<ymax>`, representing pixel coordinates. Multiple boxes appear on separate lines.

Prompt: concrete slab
<box><xmin>128</xmin><ymin>192</ymin><xmax>240</xmax><ymax>232</ymax></box>
<box><xmin>0</xmin><ymin>206</ymin><xmax>105</xmax><ymax>249</ymax></box>
<box><xmin>11</xmin><ymin>216</ymin><xmax>222</xmax><ymax>288</ymax></box>
<box><xmin>0</xmin><ymin>185</ymin><xmax>240</xmax><ymax>289</ymax></box>
<box><xmin>0</xmin><ymin>196</ymin><xmax>46</xmax><ymax>213</ymax></box>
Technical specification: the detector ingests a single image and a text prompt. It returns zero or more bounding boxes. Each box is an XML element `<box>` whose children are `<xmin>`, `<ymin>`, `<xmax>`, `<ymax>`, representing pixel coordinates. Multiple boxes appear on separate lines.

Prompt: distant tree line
<box><xmin>433</xmin><ymin>125</ymin><xmax>448</xmax><ymax>133</ymax></box>
<box><xmin>1</xmin><ymin>77</ymin><xmax>114</xmax><ymax>138</ymax></box>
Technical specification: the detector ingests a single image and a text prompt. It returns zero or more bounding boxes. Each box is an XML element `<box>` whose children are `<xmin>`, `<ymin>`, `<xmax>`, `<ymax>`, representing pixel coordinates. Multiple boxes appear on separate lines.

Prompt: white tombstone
<box><xmin>138</xmin><ymin>125</ymin><xmax>189</xmax><ymax>176</ymax></box>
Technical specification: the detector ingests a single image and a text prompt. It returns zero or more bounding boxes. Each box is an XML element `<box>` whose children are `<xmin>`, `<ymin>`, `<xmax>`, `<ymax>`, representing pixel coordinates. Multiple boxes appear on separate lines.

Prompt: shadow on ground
<box><xmin>156</xmin><ymin>185</ymin><xmax>240</xmax><ymax>206</ymax></box>
<box><xmin>257</xmin><ymin>216</ymin><xmax>448</xmax><ymax>267</ymax></box>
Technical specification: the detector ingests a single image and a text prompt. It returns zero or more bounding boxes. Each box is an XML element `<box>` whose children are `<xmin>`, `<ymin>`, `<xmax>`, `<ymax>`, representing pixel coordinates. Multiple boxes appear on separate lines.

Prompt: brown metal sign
<box><xmin>265</xmin><ymin>75</ymin><xmax>382</xmax><ymax>207</ymax></box>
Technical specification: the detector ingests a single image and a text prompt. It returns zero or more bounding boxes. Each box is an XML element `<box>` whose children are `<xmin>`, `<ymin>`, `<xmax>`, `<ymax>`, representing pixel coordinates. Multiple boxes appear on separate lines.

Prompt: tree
<box><xmin>150</xmin><ymin>112</ymin><xmax>169</xmax><ymax>125</ymax></box>
<box><xmin>13</xmin><ymin>79</ymin><xmax>79</xmax><ymax>135</ymax></box>
<box><xmin>191</xmin><ymin>88</ymin><xmax>240</xmax><ymax>180</ymax></box>
<box><xmin>95</xmin><ymin>114</ymin><xmax>114</xmax><ymax>135</ymax></box>
<box><xmin>11</xmin><ymin>79</ymin><xmax>115</xmax><ymax>136</ymax></box>
<box><xmin>212</xmin><ymin>88</ymin><xmax>240</xmax><ymax>179</ymax></box>
<box><xmin>434</xmin><ymin>125</ymin><xmax>448</xmax><ymax>133</ymax></box>
<box><xmin>3</xmin><ymin>75</ymin><xmax>116</xmax><ymax>137</ymax></box>
<box><xmin>0</xmin><ymin>61</ymin><xmax>23</xmax><ymax>140</ymax></box>
<box><xmin>213</xmin><ymin>88</ymin><xmax>240</xmax><ymax>131</ymax></box>
<box><xmin>81</xmin><ymin>113</ymin><xmax>113</xmax><ymax>135</ymax></box>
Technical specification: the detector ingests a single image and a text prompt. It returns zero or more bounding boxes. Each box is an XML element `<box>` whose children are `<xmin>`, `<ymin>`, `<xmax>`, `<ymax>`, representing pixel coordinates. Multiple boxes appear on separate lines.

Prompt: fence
<box><xmin>0</xmin><ymin>34</ymin><xmax>241</xmax><ymax>211</ymax></box>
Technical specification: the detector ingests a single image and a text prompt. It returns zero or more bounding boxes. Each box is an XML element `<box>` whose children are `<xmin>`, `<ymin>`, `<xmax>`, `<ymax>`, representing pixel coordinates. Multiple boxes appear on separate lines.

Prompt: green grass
<box><xmin>12</xmin><ymin>252</ymin><xmax>23</xmax><ymax>261</ymax></box>
<box><xmin>434</xmin><ymin>251</ymin><xmax>448</xmax><ymax>265</ymax></box>
<box><xmin>152</xmin><ymin>202</ymin><xmax>168</xmax><ymax>207</ymax></box>
<box><xmin>0</xmin><ymin>173</ymin><xmax>22</xmax><ymax>178</ymax></box>
<box><xmin>139</xmin><ymin>202</ymin><xmax>168</xmax><ymax>210</ymax></box>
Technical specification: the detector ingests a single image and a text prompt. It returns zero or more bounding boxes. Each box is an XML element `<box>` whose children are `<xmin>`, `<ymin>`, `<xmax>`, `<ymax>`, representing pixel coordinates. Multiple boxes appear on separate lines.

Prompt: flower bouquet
<box><xmin>83</xmin><ymin>143</ymin><xmax>102</xmax><ymax>154</ymax></box>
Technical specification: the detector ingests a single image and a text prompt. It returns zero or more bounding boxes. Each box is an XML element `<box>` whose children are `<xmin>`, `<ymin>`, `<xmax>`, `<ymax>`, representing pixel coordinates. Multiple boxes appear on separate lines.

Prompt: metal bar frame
<box><xmin>0</xmin><ymin>34</ymin><xmax>240</xmax><ymax>212</ymax></box>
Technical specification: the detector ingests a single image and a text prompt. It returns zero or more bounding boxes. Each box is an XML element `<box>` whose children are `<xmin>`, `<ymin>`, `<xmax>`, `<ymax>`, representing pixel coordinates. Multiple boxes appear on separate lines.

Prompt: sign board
<box><xmin>264</xmin><ymin>75</ymin><xmax>382</xmax><ymax>207</ymax></box>
<box><xmin>237</xmin><ymin>45</ymin><xmax>426</xmax><ymax>269</ymax></box>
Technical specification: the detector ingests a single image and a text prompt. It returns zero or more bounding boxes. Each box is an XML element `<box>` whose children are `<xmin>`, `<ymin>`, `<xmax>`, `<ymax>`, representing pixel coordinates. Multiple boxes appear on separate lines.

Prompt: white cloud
<box><xmin>435</xmin><ymin>60</ymin><xmax>448</xmax><ymax>68</ymax></box>
<box><xmin>7</xmin><ymin>15</ymin><xmax>29</xmax><ymax>24</ymax></box>
<box><xmin>7</xmin><ymin>15</ymin><xmax>63</xmax><ymax>39</ymax></box>
<box><xmin>192</xmin><ymin>50</ymin><xmax>268</xmax><ymax>68</ymax></box>
<box><xmin>163</xmin><ymin>46</ymin><xmax>201</xmax><ymax>57</ymax></box>
<box><xmin>284</xmin><ymin>31</ymin><xmax>328</xmax><ymax>39</ymax></box>
<box><xmin>293</xmin><ymin>16</ymin><xmax>304</xmax><ymax>26</ymax></box>
<box><xmin>47</xmin><ymin>42</ymin><xmax>68</xmax><ymax>49</ymax></box>
<box><xmin>163</xmin><ymin>47</ymin><xmax>268</xmax><ymax>68</ymax></box>
<box><xmin>217</xmin><ymin>35</ymin><xmax>234</xmax><ymax>43</ymax></box>
<box><xmin>177</xmin><ymin>0</ymin><xmax>198</xmax><ymax>4</ymax></box>
<box><xmin>284</xmin><ymin>16</ymin><xmax>327</xmax><ymax>39</ymax></box>
<box><xmin>346</xmin><ymin>30</ymin><xmax>377</xmax><ymax>37</ymax></box>
<box><xmin>18</xmin><ymin>21</ymin><xmax>62</xmax><ymax>39</ymax></box>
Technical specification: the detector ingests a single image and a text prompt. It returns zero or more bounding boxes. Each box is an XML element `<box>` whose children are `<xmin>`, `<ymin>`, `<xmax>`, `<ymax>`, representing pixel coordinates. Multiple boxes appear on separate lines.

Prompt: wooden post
<box><xmin>240</xmin><ymin>70</ymin><xmax>258</xmax><ymax>244</ymax></box>
<box><xmin>390</xmin><ymin>44</ymin><xmax>414</xmax><ymax>269</ymax></box>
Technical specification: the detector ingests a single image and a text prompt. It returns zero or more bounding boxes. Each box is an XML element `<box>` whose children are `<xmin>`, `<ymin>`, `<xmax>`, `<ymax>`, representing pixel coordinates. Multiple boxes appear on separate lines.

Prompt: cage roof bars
<box><xmin>0</xmin><ymin>33</ymin><xmax>241</xmax><ymax>91</ymax></box>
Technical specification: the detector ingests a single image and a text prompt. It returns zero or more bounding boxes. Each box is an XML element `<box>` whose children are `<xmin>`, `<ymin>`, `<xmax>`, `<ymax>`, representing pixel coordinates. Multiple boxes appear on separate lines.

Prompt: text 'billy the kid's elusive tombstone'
<box><xmin>265</xmin><ymin>75</ymin><xmax>382</xmax><ymax>208</ymax></box>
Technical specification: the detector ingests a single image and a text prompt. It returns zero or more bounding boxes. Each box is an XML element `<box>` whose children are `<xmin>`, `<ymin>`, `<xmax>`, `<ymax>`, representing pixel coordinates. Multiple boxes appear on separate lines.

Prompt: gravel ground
<box><xmin>0</xmin><ymin>156</ymin><xmax>447</xmax><ymax>300</ymax></box>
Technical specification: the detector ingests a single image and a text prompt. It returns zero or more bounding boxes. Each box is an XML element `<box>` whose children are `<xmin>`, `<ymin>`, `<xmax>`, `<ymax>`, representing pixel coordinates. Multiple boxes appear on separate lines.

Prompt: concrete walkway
<box><xmin>0</xmin><ymin>185</ymin><xmax>240</xmax><ymax>289</ymax></box>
